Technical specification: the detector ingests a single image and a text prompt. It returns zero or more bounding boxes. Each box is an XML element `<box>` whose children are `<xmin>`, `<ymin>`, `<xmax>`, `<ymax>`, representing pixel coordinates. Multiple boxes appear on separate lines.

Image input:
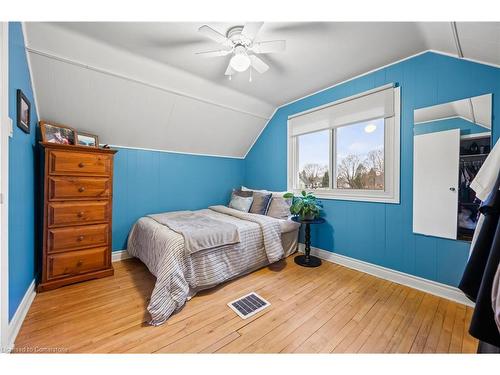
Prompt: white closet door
<box><xmin>413</xmin><ymin>129</ymin><xmax>459</xmax><ymax>239</ymax></box>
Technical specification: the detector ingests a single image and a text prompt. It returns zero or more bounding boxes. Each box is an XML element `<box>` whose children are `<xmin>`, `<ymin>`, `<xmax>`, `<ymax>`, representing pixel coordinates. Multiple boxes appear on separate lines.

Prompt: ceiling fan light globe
<box><xmin>230</xmin><ymin>54</ymin><xmax>251</xmax><ymax>72</ymax></box>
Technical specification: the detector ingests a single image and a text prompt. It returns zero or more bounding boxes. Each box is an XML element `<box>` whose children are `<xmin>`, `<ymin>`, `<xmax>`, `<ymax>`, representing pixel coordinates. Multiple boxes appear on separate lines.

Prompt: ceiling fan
<box><xmin>195</xmin><ymin>22</ymin><xmax>286</xmax><ymax>81</ymax></box>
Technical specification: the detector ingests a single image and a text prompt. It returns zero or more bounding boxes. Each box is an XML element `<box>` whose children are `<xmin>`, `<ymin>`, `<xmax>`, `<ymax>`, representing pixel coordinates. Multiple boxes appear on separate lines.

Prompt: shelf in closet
<box><xmin>460</xmin><ymin>153</ymin><xmax>489</xmax><ymax>159</ymax></box>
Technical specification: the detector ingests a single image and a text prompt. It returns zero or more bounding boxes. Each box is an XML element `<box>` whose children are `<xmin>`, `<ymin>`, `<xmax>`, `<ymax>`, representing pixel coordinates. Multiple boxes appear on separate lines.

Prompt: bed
<box><xmin>127</xmin><ymin>205</ymin><xmax>300</xmax><ymax>326</ymax></box>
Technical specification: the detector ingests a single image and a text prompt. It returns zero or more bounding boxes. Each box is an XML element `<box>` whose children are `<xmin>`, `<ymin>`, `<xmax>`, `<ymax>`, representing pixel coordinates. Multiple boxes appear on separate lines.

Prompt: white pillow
<box><xmin>228</xmin><ymin>195</ymin><xmax>254</xmax><ymax>212</ymax></box>
<box><xmin>241</xmin><ymin>186</ymin><xmax>288</xmax><ymax>198</ymax></box>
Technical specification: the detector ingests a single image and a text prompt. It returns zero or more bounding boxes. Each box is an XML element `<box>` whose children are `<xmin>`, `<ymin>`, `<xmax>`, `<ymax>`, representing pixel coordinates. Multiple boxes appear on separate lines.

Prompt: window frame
<box><xmin>292</xmin><ymin>128</ymin><xmax>332</xmax><ymax>190</ymax></box>
<box><xmin>287</xmin><ymin>86</ymin><xmax>400</xmax><ymax>204</ymax></box>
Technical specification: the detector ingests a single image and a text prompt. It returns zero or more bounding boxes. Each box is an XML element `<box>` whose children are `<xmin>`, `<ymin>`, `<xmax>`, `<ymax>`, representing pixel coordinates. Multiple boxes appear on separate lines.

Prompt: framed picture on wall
<box><xmin>16</xmin><ymin>89</ymin><xmax>31</xmax><ymax>134</ymax></box>
<box><xmin>77</xmin><ymin>132</ymin><xmax>99</xmax><ymax>147</ymax></box>
<box><xmin>40</xmin><ymin>121</ymin><xmax>76</xmax><ymax>145</ymax></box>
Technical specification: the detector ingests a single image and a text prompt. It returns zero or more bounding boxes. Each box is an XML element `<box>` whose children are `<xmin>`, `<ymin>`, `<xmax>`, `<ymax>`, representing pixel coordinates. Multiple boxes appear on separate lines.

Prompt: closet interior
<box><xmin>458</xmin><ymin>133</ymin><xmax>491</xmax><ymax>241</ymax></box>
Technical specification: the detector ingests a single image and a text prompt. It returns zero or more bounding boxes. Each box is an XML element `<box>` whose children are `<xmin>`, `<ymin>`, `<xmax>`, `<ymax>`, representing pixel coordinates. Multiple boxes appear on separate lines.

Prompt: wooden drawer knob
<box><xmin>77</xmin><ymin>211</ymin><xmax>85</xmax><ymax>218</ymax></box>
<box><xmin>78</xmin><ymin>186</ymin><xmax>86</xmax><ymax>193</ymax></box>
<box><xmin>77</xmin><ymin>235</ymin><xmax>85</xmax><ymax>242</ymax></box>
<box><xmin>76</xmin><ymin>260</ymin><xmax>83</xmax><ymax>267</ymax></box>
<box><xmin>78</xmin><ymin>162</ymin><xmax>85</xmax><ymax>168</ymax></box>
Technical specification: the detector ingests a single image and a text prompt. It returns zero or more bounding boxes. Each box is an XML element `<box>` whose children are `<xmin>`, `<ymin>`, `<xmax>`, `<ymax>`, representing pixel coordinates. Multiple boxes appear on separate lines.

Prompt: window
<box><xmin>297</xmin><ymin>130</ymin><xmax>330</xmax><ymax>189</ymax></box>
<box><xmin>336</xmin><ymin>118</ymin><xmax>384</xmax><ymax>190</ymax></box>
<box><xmin>288</xmin><ymin>85</ymin><xmax>400</xmax><ymax>203</ymax></box>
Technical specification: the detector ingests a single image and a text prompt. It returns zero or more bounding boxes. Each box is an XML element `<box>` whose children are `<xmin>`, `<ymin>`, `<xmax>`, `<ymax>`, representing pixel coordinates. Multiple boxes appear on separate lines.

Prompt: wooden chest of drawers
<box><xmin>38</xmin><ymin>143</ymin><xmax>117</xmax><ymax>292</ymax></box>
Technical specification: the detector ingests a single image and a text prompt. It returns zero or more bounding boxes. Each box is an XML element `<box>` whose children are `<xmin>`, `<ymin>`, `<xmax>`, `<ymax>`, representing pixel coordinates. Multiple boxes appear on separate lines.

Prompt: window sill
<box><xmin>290</xmin><ymin>188</ymin><xmax>400</xmax><ymax>204</ymax></box>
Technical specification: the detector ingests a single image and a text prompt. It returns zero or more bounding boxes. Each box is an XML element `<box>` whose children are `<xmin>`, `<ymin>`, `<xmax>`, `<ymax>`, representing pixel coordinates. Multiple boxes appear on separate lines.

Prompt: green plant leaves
<box><xmin>287</xmin><ymin>191</ymin><xmax>323</xmax><ymax>219</ymax></box>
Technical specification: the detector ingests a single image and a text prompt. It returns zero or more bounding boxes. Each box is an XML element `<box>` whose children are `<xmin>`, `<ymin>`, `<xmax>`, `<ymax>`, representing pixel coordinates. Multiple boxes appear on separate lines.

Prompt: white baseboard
<box><xmin>5</xmin><ymin>250</ymin><xmax>129</xmax><ymax>352</ymax></box>
<box><xmin>112</xmin><ymin>249</ymin><xmax>131</xmax><ymax>262</ymax></box>
<box><xmin>5</xmin><ymin>279</ymin><xmax>36</xmax><ymax>352</ymax></box>
<box><xmin>299</xmin><ymin>244</ymin><xmax>473</xmax><ymax>307</ymax></box>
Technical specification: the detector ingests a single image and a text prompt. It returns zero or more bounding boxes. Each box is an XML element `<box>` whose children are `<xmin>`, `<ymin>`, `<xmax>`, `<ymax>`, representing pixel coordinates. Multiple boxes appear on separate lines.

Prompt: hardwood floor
<box><xmin>14</xmin><ymin>257</ymin><xmax>478</xmax><ymax>353</ymax></box>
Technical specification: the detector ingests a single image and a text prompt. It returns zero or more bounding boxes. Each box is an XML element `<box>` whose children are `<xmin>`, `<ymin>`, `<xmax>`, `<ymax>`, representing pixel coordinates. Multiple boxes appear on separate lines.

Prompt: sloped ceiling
<box><xmin>24</xmin><ymin>22</ymin><xmax>500</xmax><ymax>158</ymax></box>
<box><xmin>414</xmin><ymin>94</ymin><xmax>492</xmax><ymax>129</ymax></box>
<box><xmin>24</xmin><ymin>22</ymin><xmax>274</xmax><ymax>158</ymax></box>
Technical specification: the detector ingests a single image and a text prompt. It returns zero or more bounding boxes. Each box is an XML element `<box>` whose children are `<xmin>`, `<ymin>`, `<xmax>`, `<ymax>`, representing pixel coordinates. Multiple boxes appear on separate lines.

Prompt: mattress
<box><xmin>127</xmin><ymin>206</ymin><xmax>300</xmax><ymax>325</ymax></box>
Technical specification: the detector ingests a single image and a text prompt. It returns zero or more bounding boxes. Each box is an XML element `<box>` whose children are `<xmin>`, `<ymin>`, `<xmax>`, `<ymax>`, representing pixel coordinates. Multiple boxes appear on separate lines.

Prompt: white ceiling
<box><xmin>24</xmin><ymin>22</ymin><xmax>274</xmax><ymax>158</ymax></box>
<box><xmin>414</xmin><ymin>94</ymin><xmax>492</xmax><ymax>130</ymax></box>
<box><xmin>24</xmin><ymin>22</ymin><xmax>500</xmax><ymax>158</ymax></box>
<box><xmin>45</xmin><ymin>22</ymin><xmax>500</xmax><ymax>107</ymax></box>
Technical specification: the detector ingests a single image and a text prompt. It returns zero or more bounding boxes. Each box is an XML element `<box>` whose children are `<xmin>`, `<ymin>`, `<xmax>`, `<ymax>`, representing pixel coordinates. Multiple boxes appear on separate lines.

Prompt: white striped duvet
<box><xmin>127</xmin><ymin>205</ymin><xmax>300</xmax><ymax>326</ymax></box>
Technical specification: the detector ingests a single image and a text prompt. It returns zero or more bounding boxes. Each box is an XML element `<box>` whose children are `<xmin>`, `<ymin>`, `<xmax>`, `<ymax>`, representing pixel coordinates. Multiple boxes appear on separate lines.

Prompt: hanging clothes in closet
<box><xmin>493</xmin><ymin>265</ymin><xmax>500</xmax><ymax>333</ymax></box>
<box><xmin>458</xmin><ymin>160</ymin><xmax>483</xmax><ymax>231</ymax></box>
<box><xmin>459</xmin><ymin>161</ymin><xmax>482</xmax><ymax>201</ymax></box>
<box><xmin>459</xmin><ymin>138</ymin><xmax>500</xmax><ymax>349</ymax></box>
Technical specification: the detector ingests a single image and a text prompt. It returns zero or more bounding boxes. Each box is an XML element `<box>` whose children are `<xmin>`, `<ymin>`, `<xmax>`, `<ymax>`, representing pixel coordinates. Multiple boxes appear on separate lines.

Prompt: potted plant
<box><xmin>283</xmin><ymin>191</ymin><xmax>323</xmax><ymax>220</ymax></box>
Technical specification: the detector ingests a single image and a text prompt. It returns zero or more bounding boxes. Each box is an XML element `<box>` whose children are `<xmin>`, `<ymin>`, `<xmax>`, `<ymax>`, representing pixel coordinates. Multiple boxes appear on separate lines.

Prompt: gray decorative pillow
<box><xmin>229</xmin><ymin>195</ymin><xmax>254</xmax><ymax>212</ymax></box>
<box><xmin>266</xmin><ymin>197</ymin><xmax>292</xmax><ymax>219</ymax></box>
<box><xmin>232</xmin><ymin>189</ymin><xmax>253</xmax><ymax>198</ymax></box>
<box><xmin>249</xmin><ymin>191</ymin><xmax>272</xmax><ymax>215</ymax></box>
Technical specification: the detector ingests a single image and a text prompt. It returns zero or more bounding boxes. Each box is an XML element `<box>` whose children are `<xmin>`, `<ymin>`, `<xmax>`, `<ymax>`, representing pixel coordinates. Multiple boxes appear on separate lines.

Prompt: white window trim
<box><xmin>0</xmin><ymin>22</ymin><xmax>10</xmax><ymax>351</ymax></box>
<box><xmin>287</xmin><ymin>86</ymin><xmax>400</xmax><ymax>204</ymax></box>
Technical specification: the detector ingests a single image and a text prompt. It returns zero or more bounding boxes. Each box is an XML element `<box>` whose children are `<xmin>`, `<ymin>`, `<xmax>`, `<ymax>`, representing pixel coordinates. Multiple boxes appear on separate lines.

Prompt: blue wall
<box><xmin>8</xmin><ymin>22</ymin><xmax>39</xmax><ymax>320</ymax></box>
<box><xmin>6</xmin><ymin>21</ymin><xmax>245</xmax><ymax>320</ymax></box>
<box><xmin>6</xmin><ymin>39</ymin><xmax>499</xmax><ymax>323</ymax></box>
<box><xmin>245</xmin><ymin>52</ymin><xmax>500</xmax><ymax>287</ymax></box>
<box><xmin>414</xmin><ymin>117</ymin><xmax>490</xmax><ymax>136</ymax></box>
<box><xmin>112</xmin><ymin>148</ymin><xmax>245</xmax><ymax>250</ymax></box>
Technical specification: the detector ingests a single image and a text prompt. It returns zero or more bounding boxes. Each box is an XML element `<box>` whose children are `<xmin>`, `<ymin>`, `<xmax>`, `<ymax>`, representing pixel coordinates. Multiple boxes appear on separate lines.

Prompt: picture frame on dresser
<box><xmin>77</xmin><ymin>132</ymin><xmax>99</xmax><ymax>147</ymax></box>
<box><xmin>39</xmin><ymin>121</ymin><xmax>77</xmax><ymax>145</ymax></box>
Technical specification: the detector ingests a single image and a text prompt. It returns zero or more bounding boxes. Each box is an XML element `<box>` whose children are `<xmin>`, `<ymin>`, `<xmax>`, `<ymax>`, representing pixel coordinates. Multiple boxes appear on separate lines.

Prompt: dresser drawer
<box><xmin>48</xmin><ymin>150</ymin><xmax>112</xmax><ymax>176</ymax></box>
<box><xmin>47</xmin><ymin>224</ymin><xmax>109</xmax><ymax>253</ymax></box>
<box><xmin>48</xmin><ymin>201</ymin><xmax>110</xmax><ymax>227</ymax></box>
<box><xmin>48</xmin><ymin>176</ymin><xmax>111</xmax><ymax>200</ymax></box>
<box><xmin>48</xmin><ymin>247</ymin><xmax>108</xmax><ymax>280</ymax></box>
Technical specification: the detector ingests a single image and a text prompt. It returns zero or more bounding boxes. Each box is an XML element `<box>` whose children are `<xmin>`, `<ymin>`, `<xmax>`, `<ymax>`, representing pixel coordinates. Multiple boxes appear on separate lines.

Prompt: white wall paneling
<box><xmin>24</xmin><ymin>22</ymin><xmax>275</xmax><ymax>158</ymax></box>
<box><xmin>0</xmin><ymin>21</ymin><xmax>10</xmax><ymax>353</ymax></box>
<box><xmin>28</xmin><ymin>52</ymin><xmax>268</xmax><ymax>158</ymax></box>
<box><xmin>24</xmin><ymin>22</ymin><xmax>500</xmax><ymax>158</ymax></box>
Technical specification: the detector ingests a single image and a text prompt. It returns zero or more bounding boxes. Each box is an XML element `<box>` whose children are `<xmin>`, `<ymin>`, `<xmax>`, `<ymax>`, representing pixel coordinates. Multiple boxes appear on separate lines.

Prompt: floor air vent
<box><xmin>227</xmin><ymin>292</ymin><xmax>270</xmax><ymax>319</ymax></box>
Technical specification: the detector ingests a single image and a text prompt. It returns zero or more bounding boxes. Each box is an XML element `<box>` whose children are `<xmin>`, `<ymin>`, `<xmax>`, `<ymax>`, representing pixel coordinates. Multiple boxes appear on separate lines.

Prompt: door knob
<box><xmin>449</xmin><ymin>187</ymin><xmax>456</xmax><ymax>192</ymax></box>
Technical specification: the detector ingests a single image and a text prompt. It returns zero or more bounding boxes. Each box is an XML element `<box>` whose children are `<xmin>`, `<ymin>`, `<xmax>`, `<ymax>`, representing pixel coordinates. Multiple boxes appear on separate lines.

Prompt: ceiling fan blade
<box><xmin>198</xmin><ymin>25</ymin><xmax>230</xmax><ymax>45</ymax></box>
<box><xmin>251</xmin><ymin>40</ymin><xmax>286</xmax><ymax>54</ymax></box>
<box><xmin>225</xmin><ymin>63</ymin><xmax>235</xmax><ymax>76</ymax></box>
<box><xmin>195</xmin><ymin>49</ymin><xmax>232</xmax><ymax>58</ymax></box>
<box><xmin>241</xmin><ymin>22</ymin><xmax>264</xmax><ymax>41</ymax></box>
<box><xmin>249</xmin><ymin>55</ymin><xmax>269</xmax><ymax>74</ymax></box>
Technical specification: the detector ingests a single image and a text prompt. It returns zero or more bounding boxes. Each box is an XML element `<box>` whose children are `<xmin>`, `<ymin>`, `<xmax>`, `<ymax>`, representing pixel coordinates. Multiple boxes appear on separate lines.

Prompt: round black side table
<box><xmin>291</xmin><ymin>216</ymin><xmax>325</xmax><ymax>267</ymax></box>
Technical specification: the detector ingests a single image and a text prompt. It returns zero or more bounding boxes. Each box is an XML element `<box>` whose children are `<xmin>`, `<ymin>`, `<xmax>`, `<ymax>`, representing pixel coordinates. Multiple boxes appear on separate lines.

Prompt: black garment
<box><xmin>478</xmin><ymin>340</ymin><xmax>500</xmax><ymax>353</ymax></box>
<box><xmin>459</xmin><ymin>170</ymin><xmax>500</xmax><ymax>347</ymax></box>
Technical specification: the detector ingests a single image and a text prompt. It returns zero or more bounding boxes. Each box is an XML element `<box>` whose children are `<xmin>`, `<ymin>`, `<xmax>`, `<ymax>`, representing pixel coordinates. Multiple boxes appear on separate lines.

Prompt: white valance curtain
<box><xmin>289</xmin><ymin>84</ymin><xmax>395</xmax><ymax>136</ymax></box>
